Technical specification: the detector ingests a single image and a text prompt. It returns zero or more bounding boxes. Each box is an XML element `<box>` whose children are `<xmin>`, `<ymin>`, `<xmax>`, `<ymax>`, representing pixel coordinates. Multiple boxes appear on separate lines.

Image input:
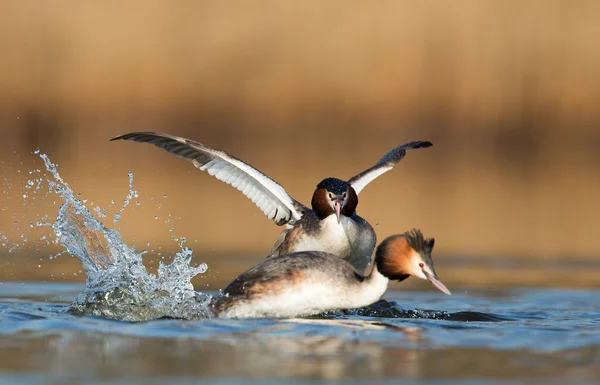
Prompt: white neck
<box><xmin>350</xmin><ymin>264</ymin><xmax>389</xmax><ymax>309</ymax></box>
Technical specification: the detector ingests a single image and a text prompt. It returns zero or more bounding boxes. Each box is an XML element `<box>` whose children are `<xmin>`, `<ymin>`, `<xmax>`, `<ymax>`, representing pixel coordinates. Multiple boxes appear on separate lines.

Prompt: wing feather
<box><xmin>110</xmin><ymin>132</ymin><xmax>308</xmax><ymax>225</ymax></box>
<box><xmin>348</xmin><ymin>141</ymin><xmax>433</xmax><ymax>194</ymax></box>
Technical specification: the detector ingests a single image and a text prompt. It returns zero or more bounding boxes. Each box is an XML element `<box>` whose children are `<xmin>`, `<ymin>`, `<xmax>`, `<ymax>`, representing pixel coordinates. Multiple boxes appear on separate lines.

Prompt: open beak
<box><xmin>423</xmin><ymin>270</ymin><xmax>451</xmax><ymax>296</ymax></box>
<box><xmin>334</xmin><ymin>200</ymin><xmax>341</xmax><ymax>224</ymax></box>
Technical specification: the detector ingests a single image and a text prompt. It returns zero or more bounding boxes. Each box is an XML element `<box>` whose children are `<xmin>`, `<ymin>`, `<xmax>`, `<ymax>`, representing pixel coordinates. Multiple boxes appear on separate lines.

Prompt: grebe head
<box><xmin>376</xmin><ymin>229</ymin><xmax>451</xmax><ymax>295</ymax></box>
<box><xmin>311</xmin><ymin>178</ymin><xmax>358</xmax><ymax>223</ymax></box>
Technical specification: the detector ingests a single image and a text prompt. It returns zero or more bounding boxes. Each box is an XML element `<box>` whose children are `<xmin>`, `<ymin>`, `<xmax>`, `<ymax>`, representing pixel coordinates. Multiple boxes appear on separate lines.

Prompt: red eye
<box><xmin>419</xmin><ymin>263</ymin><xmax>424</xmax><ymax>268</ymax></box>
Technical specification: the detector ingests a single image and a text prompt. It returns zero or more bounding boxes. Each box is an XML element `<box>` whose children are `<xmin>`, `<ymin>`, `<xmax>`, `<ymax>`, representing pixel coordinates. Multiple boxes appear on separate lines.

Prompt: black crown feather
<box><xmin>316</xmin><ymin>178</ymin><xmax>350</xmax><ymax>195</ymax></box>
<box><xmin>405</xmin><ymin>228</ymin><xmax>437</xmax><ymax>276</ymax></box>
<box><xmin>404</xmin><ymin>228</ymin><xmax>435</xmax><ymax>258</ymax></box>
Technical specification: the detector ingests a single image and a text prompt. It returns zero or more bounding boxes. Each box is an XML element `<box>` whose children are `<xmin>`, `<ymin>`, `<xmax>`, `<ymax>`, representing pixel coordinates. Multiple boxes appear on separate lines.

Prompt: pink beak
<box><xmin>423</xmin><ymin>270</ymin><xmax>452</xmax><ymax>296</ymax></box>
<box><xmin>334</xmin><ymin>200</ymin><xmax>341</xmax><ymax>224</ymax></box>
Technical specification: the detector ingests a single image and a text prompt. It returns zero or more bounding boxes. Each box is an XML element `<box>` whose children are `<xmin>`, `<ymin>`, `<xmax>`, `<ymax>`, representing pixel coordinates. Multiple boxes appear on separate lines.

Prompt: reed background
<box><xmin>1</xmin><ymin>1</ymin><xmax>599</xmax><ymax>287</ymax></box>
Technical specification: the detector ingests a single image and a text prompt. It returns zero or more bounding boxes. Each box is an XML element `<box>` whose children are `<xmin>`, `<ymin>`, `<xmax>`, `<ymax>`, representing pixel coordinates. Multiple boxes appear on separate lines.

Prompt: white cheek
<box><xmin>411</xmin><ymin>260</ymin><xmax>428</xmax><ymax>280</ymax></box>
<box><xmin>414</xmin><ymin>269</ymin><xmax>427</xmax><ymax>280</ymax></box>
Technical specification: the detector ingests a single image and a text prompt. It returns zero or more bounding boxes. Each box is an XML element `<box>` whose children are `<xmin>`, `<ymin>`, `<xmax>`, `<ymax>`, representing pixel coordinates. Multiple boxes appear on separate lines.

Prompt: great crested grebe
<box><xmin>212</xmin><ymin>229</ymin><xmax>450</xmax><ymax>318</ymax></box>
<box><xmin>111</xmin><ymin>132</ymin><xmax>431</xmax><ymax>272</ymax></box>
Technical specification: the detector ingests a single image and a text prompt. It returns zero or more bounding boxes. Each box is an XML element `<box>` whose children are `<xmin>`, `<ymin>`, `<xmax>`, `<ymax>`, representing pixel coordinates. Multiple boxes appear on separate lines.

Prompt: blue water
<box><xmin>1</xmin><ymin>281</ymin><xmax>600</xmax><ymax>384</ymax></box>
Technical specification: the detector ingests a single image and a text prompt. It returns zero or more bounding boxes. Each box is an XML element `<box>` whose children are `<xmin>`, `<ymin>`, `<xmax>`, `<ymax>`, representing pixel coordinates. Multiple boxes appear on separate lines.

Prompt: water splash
<box><xmin>318</xmin><ymin>300</ymin><xmax>509</xmax><ymax>322</ymax></box>
<box><xmin>318</xmin><ymin>300</ymin><xmax>451</xmax><ymax>320</ymax></box>
<box><xmin>113</xmin><ymin>171</ymin><xmax>137</xmax><ymax>224</ymax></box>
<box><xmin>40</xmin><ymin>154</ymin><xmax>213</xmax><ymax>321</ymax></box>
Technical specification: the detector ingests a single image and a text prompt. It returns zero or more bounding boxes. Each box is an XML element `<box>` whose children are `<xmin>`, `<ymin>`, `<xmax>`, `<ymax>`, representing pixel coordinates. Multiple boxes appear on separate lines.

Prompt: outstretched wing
<box><xmin>110</xmin><ymin>132</ymin><xmax>308</xmax><ymax>225</ymax></box>
<box><xmin>348</xmin><ymin>141</ymin><xmax>432</xmax><ymax>194</ymax></box>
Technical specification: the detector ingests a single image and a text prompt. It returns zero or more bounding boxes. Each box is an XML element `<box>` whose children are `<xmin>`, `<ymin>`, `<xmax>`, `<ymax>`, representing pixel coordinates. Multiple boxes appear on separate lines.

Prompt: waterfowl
<box><xmin>111</xmin><ymin>132</ymin><xmax>432</xmax><ymax>271</ymax></box>
<box><xmin>212</xmin><ymin>229</ymin><xmax>450</xmax><ymax>318</ymax></box>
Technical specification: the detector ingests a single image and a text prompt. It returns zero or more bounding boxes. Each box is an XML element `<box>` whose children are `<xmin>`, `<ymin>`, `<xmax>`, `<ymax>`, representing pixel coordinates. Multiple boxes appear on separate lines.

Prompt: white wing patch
<box><xmin>348</xmin><ymin>166</ymin><xmax>391</xmax><ymax>195</ymax></box>
<box><xmin>348</xmin><ymin>140</ymin><xmax>433</xmax><ymax>195</ymax></box>
<box><xmin>111</xmin><ymin>132</ymin><xmax>306</xmax><ymax>225</ymax></box>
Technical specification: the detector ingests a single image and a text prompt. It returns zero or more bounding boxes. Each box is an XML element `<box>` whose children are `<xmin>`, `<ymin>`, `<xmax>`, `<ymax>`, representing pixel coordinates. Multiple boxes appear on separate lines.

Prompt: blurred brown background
<box><xmin>1</xmin><ymin>1</ymin><xmax>599</xmax><ymax>286</ymax></box>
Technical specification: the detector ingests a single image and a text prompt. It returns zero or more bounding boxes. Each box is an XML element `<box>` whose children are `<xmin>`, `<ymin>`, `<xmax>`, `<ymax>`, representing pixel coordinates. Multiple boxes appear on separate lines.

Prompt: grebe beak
<box><xmin>334</xmin><ymin>200</ymin><xmax>341</xmax><ymax>224</ymax></box>
<box><xmin>423</xmin><ymin>270</ymin><xmax>451</xmax><ymax>296</ymax></box>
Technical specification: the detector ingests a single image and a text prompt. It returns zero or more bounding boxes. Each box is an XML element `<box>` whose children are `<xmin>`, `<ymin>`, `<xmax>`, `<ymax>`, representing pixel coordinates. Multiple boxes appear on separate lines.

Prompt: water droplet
<box><xmin>33</xmin><ymin>148</ymin><xmax>40</xmax><ymax>154</ymax></box>
<box><xmin>37</xmin><ymin>152</ymin><xmax>212</xmax><ymax>321</ymax></box>
<box><xmin>163</xmin><ymin>194</ymin><xmax>167</xmax><ymax>198</ymax></box>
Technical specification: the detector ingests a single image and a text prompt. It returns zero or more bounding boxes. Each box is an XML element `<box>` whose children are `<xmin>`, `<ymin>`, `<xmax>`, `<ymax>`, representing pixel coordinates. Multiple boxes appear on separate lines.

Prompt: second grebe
<box><xmin>110</xmin><ymin>132</ymin><xmax>431</xmax><ymax>272</ymax></box>
<box><xmin>212</xmin><ymin>229</ymin><xmax>450</xmax><ymax>318</ymax></box>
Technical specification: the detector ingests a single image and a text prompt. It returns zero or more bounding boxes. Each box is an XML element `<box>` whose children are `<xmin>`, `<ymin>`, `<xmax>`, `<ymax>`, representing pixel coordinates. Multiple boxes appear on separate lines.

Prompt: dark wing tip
<box><xmin>405</xmin><ymin>140</ymin><xmax>433</xmax><ymax>149</ymax></box>
<box><xmin>377</xmin><ymin>140</ymin><xmax>432</xmax><ymax>165</ymax></box>
<box><xmin>109</xmin><ymin>134</ymin><xmax>126</xmax><ymax>142</ymax></box>
<box><xmin>415</xmin><ymin>140</ymin><xmax>433</xmax><ymax>149</ymax></box>
<box><xmin>109</xmin><ymin>132</ymin><xmax>161</xmax><ymax>142</ymax></box>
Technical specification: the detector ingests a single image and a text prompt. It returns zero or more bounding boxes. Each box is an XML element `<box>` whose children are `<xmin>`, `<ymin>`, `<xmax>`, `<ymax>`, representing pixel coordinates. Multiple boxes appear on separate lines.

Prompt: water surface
<box><xmin>1</xmin><ymin>282</ymin><xmax>599</xmax><ymax>384</ymax></box>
